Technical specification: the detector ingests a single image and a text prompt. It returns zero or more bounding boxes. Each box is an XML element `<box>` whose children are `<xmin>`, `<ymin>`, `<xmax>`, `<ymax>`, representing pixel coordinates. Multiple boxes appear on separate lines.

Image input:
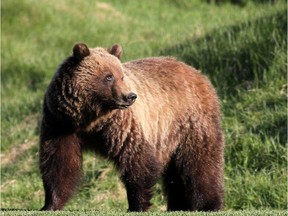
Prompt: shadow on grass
<box><xmin>1</xmin><ymin>208</ymin><xmax>33</xmax><ymax>211</ymax></box>
<box><xmin>160</xmin><ymin>9</ymin><xmax>287</xmax><ymax>98</ymax></box>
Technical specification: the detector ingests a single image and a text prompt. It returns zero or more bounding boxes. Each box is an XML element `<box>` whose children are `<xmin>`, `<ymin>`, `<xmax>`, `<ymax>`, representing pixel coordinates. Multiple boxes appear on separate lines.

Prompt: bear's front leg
<box><xmin>118</xmin><ymin>151</ymin><xmax>162</xmax><ymax>212</ymax></box>
<box><xmin>39</xmin><ymin>130</ymin><xmax>82</xmax><ymax>211</ymax></box>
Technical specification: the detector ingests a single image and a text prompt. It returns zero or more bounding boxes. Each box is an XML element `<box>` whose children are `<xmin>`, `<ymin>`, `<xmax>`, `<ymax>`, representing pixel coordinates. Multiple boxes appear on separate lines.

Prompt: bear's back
<box><xmin>122</xmin><ymin>57</ymin><xmax>220</xmax><ymax>164</ymax></box>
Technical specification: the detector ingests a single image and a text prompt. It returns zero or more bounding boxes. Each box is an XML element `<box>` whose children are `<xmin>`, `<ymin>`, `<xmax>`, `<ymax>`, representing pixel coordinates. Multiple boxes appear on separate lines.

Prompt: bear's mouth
<box><xmin>105</xmin><ymin>98</ymin><xmax>136</xmax><ymax>110</ymax></box>
<box><xmin>114</xmin><ymin>100</ymin><xmax>136</xmax><ymax>110</ymax></box>
<box><xmin>117</xmin><ymin>105</ymin><xmax>129</xmax><ymax>109</ymax></box>
<box><xmin>105</xmin><ymin>102</ymin><xmax>132</xmax><ymax>110</ymax></box>
<box><xmin>115</xmin><ymin>103</ymin><xmax>131</xmax><ymax>110</ymax></box>
<box><xmin>114</xmin><ymin>93</ymin><xmax>137</xmax><ymax>110</ymax></box>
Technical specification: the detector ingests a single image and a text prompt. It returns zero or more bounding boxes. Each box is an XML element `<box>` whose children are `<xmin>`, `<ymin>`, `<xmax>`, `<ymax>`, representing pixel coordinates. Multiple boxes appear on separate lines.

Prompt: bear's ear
<box><xmin>108</xmin><ymin>44</ymin><xmax>122</xmax><ymax>60</ymax></box>
<box><xmin>73</xmin><ymin>43</ymin><xmax>90</xmax><ymax>61</ymax></box>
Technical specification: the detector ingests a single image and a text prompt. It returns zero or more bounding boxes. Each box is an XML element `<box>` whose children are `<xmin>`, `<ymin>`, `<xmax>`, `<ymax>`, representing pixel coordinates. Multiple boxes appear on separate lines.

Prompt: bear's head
<box><xmin>46</xmin><ymin>43</ymin><xmax>137</xmax><ymax>125</ymax></box>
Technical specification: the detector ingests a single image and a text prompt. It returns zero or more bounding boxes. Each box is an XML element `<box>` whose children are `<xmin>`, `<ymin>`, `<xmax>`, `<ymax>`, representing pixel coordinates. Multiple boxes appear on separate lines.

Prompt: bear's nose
<box><xmin>126</xmin><ymin>93</ymin><xmax>137</xmax><ymax>103</ymax></box>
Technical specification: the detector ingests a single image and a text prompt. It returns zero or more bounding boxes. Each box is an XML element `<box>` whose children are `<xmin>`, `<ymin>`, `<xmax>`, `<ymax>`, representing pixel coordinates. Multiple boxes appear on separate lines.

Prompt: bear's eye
<box><xmin>105</xmin><ymin>75</ymin><xmax>114</xmax><ymax>82</ymax></box>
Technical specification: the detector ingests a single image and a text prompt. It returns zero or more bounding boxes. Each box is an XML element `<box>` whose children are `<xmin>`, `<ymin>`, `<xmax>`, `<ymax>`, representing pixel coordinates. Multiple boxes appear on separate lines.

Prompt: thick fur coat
<box><xmin>39</xmin><ymin>43</ymin><xmax>224</xmax><ymax>211</ymax></box>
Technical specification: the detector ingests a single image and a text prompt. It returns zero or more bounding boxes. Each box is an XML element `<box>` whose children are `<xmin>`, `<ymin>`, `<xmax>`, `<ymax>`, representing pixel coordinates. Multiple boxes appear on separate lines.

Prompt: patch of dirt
<box><xmin>1</xmin><ymin>139</ymin><xmax>37</xmax><ymax>166</ymax></box>
<box><xmin>95</xmin><ymin>2</ymin><xmax>127</xmax><ymax>21</ymax></box>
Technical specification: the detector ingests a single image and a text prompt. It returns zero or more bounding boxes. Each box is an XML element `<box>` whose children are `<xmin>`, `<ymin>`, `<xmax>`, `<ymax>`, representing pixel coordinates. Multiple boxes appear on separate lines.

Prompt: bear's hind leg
<box><xmin>184</xmin><ymin>152</ymin><xmax>224</xmax><ymax>211</ymax></box>
<box><xmin>164</xmin><ymin>136</ymin><xmax>224</xmax><ymax>212</ymax></box>
<box><xmin>170</xmin><ymin>128</ymin><xmax>224</xmax><ymax>211</ymax></box>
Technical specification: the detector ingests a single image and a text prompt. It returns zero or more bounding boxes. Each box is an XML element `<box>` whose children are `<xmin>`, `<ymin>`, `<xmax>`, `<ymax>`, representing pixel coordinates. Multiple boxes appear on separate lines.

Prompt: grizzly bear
<box><xmin>39</xmin><ymin>43</ymin><xmax>224</xmax><ymax>212</ymax></box>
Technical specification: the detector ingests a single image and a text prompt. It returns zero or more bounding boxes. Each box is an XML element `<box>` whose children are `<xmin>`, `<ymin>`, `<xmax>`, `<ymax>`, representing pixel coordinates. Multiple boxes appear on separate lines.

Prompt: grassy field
<box><xmin>1</xmin><ymin>210</ymin><xmax>288</xmax><ymax>216</ymax></box>
<box><xmin>1</xmin><ymin>0</ymin><xmax>287</xmax><ymax>214</ymax></box>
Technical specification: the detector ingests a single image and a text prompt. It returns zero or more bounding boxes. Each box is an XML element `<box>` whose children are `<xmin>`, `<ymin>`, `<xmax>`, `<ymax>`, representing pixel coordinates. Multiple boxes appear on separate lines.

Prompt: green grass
<box><xmin>1</xmin><ymin>0</ymin><xmax>287</xmax><ymax>213</ymax></box>
<box><xmin>1</xmin><ymin>210</ymin><xmax>288</xmax><ymax>216</ymax></box>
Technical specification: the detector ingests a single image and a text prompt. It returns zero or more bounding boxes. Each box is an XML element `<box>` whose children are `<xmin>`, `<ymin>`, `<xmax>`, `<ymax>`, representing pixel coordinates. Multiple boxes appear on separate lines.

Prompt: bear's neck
<box><xmin>83</xmin><ymin>108</ymin><xmax>133</xmax><ymax>133</ymax></box>
<box><xmin>79</xmin><ymin>108</ymin><xmax>135</xmax><ymax>159</ymax></box>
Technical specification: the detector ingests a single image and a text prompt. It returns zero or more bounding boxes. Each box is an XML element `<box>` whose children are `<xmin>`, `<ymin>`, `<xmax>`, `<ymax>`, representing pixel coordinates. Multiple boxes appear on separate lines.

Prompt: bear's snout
<box><xmin>124</xmin><ymin>92</ymin><xmax>137</xmax><ymax>105</ymax></box>
<box><xmin>125</xmin><ymin>93</ymin><xmax>137</xmax><ymax>103</ymax></box>
<box><xmin>114</xmin><ymin>92</ymin><xmax>137</xmax><ymax>109</ymax></box>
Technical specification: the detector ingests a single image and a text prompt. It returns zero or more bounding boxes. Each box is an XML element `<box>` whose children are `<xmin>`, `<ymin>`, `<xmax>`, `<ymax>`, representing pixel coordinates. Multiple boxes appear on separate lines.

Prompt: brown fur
<box><xmin>39</xmin><ymin>43</ymin><xmax>224</xmax><ymax>211</ymax></box>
